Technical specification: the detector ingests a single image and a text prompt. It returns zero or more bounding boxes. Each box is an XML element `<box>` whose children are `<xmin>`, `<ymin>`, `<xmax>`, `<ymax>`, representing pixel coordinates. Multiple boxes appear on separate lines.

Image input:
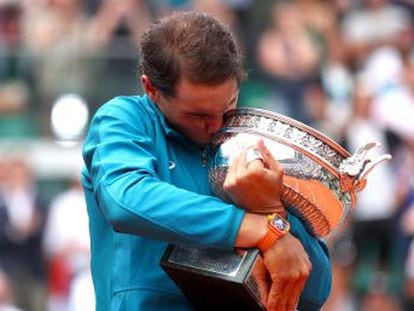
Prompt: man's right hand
<box><xmin>223</xmin><ymin>139</ymin><xmax>285</xmax><ymax>214</ymax></box>
<box><xmin>262</xmin><ymin>233</ymin><xmax>312</xmax><ymax>311</ymax></box>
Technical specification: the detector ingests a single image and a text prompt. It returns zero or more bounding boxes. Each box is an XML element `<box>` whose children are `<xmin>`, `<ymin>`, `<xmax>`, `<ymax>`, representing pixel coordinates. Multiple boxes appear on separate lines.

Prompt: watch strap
<box><xmin>256</xmin><ymin>213</ymin><xmax>289</xmax><ymax>253</ymax></box>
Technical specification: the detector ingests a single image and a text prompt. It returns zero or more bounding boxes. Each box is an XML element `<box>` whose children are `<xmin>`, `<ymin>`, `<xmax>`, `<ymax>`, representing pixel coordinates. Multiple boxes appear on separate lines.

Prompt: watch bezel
<box><xmin>269</xmin><ymin>213</ymin><xmax>290</xmax><ymax>233</ymax></box>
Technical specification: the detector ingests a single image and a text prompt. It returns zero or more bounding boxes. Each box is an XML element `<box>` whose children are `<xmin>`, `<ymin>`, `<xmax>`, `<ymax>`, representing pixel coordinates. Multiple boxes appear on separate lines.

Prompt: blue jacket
<box><xmin>81</xmin><ymin>95</ymin><xmax>331</xmax><ymax>310</ymax></box>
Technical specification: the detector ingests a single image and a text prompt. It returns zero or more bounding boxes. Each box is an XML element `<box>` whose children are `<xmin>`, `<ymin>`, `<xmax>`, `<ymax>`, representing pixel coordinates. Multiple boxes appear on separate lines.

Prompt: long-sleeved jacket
<box><xmin>81</xmin><ymin>95</ymin><xmax>331</xmax><ymax>310</ymax></box>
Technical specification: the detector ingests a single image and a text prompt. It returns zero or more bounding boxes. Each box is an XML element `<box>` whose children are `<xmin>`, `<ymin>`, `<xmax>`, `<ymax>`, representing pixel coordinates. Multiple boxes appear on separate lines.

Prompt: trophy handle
<box><xmin>278</xmin><ymin>142</ymin><xmax>392</xmax><ymax>237</ymax></box>
<box><xmin>339</xmin><ymin>142</ymin><xmax>392</xmax><ymax>193</ymax></box>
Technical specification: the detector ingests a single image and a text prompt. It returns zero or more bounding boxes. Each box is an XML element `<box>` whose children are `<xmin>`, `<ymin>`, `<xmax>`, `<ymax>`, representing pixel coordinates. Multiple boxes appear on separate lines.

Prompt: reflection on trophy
<box><xmin>161</xmin><ymin>108</ymin><xmax>391</xmax><ymax>310</ymax></box>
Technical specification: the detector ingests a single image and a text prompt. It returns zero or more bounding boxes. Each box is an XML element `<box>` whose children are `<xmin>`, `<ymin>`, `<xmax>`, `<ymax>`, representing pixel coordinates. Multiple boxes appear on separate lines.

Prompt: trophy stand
<box><xmin>160</xmin><ymin>244</ymin><xmax>264</xmax><ymax>310</ymax></box>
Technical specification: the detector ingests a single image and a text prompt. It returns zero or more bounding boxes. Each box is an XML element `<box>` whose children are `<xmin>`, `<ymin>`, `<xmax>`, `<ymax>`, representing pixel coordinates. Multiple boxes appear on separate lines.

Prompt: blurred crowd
<box><xmin>0</xmin><ymin>0</ymin><xmax>413</xmax><ymax>310</ymax></box>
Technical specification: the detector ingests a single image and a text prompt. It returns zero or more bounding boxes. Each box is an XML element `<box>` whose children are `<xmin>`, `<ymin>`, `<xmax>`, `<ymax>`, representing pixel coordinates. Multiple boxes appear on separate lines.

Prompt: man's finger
<box><xmin>256</xmin><ymin>139</ymin><xmax>283</xmax><ymax>174</ymax></box>
<box><xmin>235</xmin><ymin>148</ymin><xmax>248</xmax><ymax>176</ymax></box>
<box><xmin>281</xmin><ymin>277</ymin><xmax>306</xmax><ymax>311</ymax></box>
<box><xmin>251</xmin><ymin>257</ymin><xmax>270</xmax><ymax>307</ymax></box>
<box><xmin>267</xmin><ymin>281</ymin><xmax>286</xmax><ymax>311</ymax></box>
<box><xmin>224</xmin><ymin>150</ymin><xmax>243</xmax><ymax>189</ymax></box>
<box><xmin>230</xmin><ymin>148</ymin><xmax>248</xmax><ymax>176</ymax></box>
<box><xmin>245</xmin><ymin>147</ymin><xmax>265</xmax><ymax>171</ymax></box>
<box><xmin>280</xmin><ymin>280</ymin><xmax>296</xmax><ymax>311</ymax></box>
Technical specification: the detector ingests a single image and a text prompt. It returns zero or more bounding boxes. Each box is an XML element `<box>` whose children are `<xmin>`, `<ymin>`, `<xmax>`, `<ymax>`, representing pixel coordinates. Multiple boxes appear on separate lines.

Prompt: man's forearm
<box><xmin>234</xmin><ymin>212</ymin><xmax>268</xmax><ymax>248</ymax></box>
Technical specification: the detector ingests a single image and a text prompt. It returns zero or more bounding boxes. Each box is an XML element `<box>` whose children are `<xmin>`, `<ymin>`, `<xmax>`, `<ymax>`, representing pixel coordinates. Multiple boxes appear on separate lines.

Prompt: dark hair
<box><xmin>139</xmin><ymin>11</ymin><xmax>246</xmax><ymax>98</ymax></box>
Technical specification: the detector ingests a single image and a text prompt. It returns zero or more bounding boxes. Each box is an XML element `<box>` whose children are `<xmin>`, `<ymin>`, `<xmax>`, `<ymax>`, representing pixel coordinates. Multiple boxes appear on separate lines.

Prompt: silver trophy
<box><xmin>161</xmin><ymin>108</ymin><xmax>391</xmax><ymax>309</ymax></box>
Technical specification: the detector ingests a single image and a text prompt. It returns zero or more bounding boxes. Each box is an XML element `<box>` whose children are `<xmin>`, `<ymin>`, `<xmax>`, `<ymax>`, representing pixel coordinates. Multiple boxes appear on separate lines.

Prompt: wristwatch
<box><xmin>256</xmin><ymin>213</ymin><xmax>290</xmax><ymax>253</ymax></box>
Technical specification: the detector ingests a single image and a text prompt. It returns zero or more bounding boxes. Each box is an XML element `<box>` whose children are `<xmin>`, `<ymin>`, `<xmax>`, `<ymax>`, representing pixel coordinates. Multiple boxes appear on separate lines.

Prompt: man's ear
<box><xmin>141</xmin><ymin>75</ymin><xmax>160</xmax><ymax>102</ymax></box>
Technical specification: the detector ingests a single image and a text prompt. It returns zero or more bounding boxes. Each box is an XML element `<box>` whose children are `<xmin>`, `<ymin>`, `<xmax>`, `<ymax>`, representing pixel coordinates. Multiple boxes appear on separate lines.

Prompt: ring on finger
<box><xmin>245</xmin><ymin>148</ymin><xmax>264</xmax><ymax>165</ymax></box>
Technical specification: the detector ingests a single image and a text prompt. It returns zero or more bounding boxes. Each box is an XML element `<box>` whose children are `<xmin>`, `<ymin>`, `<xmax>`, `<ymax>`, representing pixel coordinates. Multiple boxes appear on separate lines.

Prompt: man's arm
<box><xmin>235</xmin><ymin>211</ymin><xmax>330</xmax><ymax>311</ymax></box>
<box><xmin>225</xmin><ymin>140</ymin><xmax>330</xmax><ymax>311</ymax></box>
<box><xmin>82</xmin><ymin>98</ymin><xmax>245</xmax><ymax>248</ymax></box>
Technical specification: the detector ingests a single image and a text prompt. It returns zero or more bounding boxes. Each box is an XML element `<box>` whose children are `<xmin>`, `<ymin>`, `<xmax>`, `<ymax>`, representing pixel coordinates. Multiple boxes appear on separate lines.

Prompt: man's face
<box><xmin>144</xmin><ymin>76</ymin><xmax>239</xmax><ymax>146</ymax></box>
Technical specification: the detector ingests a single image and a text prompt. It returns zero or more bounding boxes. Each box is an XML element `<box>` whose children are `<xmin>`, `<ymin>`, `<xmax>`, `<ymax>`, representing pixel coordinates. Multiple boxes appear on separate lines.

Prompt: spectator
<box><xmin>0</xmin><ymin>1</ymin><xmax>37</xmax><ymax>138</ymax></box>
<box><xmin>256</xmin><ymin>0</ymin><xmax>322</xmax><ymax>123</ymax></box>
<box><xmin>394</xmin><ymin>140</ymin><xmax>414</xmax><ymax>310</ymax></box>
<box><xmin>340</xmin><ymin>0</ymin><xmax>412</xmax><ymax>67</ymax></box>
<box><xmin>0</xmin><ymin>157</ymin><xmax>48</xmax><ymax>311</ymax></box>
<box><xmin>43</xmin><ymin>178</ymin><xmax>92</xmax><ymax>311</ymax></box>
<box><xmin>344</xmin><ymin>77</ymin><xmax>399</xmax><ymax>310</ymax></box>
<box><xmin>0</xmin><ymin>269</ymin><xmax>23</xmax><ymax>311</ymax></box>
<box><xmin>372</xmin><ymin>54</ymin><xmax>414</xmax><ymax>144</ymax></box>
<box><xmin>20</xmin><ymin>0</ymin><xmax>150</xmax><ymax>128</ymax></box>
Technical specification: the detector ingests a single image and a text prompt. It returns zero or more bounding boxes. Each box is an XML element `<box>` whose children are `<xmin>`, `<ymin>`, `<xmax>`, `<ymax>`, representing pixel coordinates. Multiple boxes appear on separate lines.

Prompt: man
<box><xmin>81</xmin><ymin>11</ymin><xmax>331</xmax><ymax>311</ymax></box>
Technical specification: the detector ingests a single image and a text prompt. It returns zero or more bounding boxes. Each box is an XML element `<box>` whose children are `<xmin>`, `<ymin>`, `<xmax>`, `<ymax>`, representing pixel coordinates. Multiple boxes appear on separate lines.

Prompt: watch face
<box><xmin>272</xmin><ymin>215</ymin><xmax>288</xmax><ymax>231</ymax></box>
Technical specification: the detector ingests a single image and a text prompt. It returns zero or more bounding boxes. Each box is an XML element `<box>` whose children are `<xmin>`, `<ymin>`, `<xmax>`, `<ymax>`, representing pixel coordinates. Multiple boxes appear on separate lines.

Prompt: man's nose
<box><xmin>206</xmin><ymin>116</ymin><xmax>224</xmax><ymax>134</ymax></box>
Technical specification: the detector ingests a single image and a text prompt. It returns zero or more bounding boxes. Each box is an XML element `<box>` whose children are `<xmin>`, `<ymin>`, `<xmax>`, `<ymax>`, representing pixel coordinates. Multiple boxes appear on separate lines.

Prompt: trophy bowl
<box><xmin>209</xmin><ymin>107</ymin><xmax>391</xmax><ymax>237</ymax></box>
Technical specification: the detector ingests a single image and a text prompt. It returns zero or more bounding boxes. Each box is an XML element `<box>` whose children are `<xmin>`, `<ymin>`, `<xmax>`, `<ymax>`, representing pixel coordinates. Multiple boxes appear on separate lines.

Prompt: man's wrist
<box><xmin>235</xmin><ymin>213</ymin><xmax>268</xmax><ymax>248</ymax></box>
<box><xmin>256</xmin><ymin>212</ymin><xmax>290</xmax><ymax>253</ymax></box>
<box><xmin>234</xmin><ymin>211</ymin><xmax>290</xmax><ymax>250</ymax></box>
<box><xmin>250</xmin><ymin>203</ymin><xmax>286</xmax><ymax>217</ymax></box>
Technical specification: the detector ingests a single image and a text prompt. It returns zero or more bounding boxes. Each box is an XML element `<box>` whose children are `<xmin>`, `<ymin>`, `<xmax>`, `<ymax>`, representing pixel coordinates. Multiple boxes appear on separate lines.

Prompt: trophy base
<box><xmin>160</xmin><ymin>244</ymin><xmax>264</xmax><ymax>310</ymax></box>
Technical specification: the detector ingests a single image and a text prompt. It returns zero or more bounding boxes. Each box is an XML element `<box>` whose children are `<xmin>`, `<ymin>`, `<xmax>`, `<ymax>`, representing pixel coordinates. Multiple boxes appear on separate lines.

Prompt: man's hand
<box><xmin>223</xmin><ymin>139</ymin><xmax>285</xmax><ymax>214</ymax></box>
<box><xmin>251</xmin><ymin>254</ymin><xmax>270</xmax><ymax>307</ymax></box>
<box><xmin>262</xmin><ymin>233</ymin><xmax>312</xmax><ymax>311</ymax></box>
<box><xmin>226</xmin><ymin>139</ymin><xmax>311</xmax><ymax>310</ymax></box>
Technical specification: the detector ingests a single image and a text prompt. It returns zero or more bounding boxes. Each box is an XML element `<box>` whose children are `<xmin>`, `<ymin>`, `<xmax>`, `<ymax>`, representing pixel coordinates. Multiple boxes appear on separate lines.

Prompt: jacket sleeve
<box><xmin>82</xmin><ymin>101</ymin><xmax>245</xmax><ymax>249</ymax></box>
